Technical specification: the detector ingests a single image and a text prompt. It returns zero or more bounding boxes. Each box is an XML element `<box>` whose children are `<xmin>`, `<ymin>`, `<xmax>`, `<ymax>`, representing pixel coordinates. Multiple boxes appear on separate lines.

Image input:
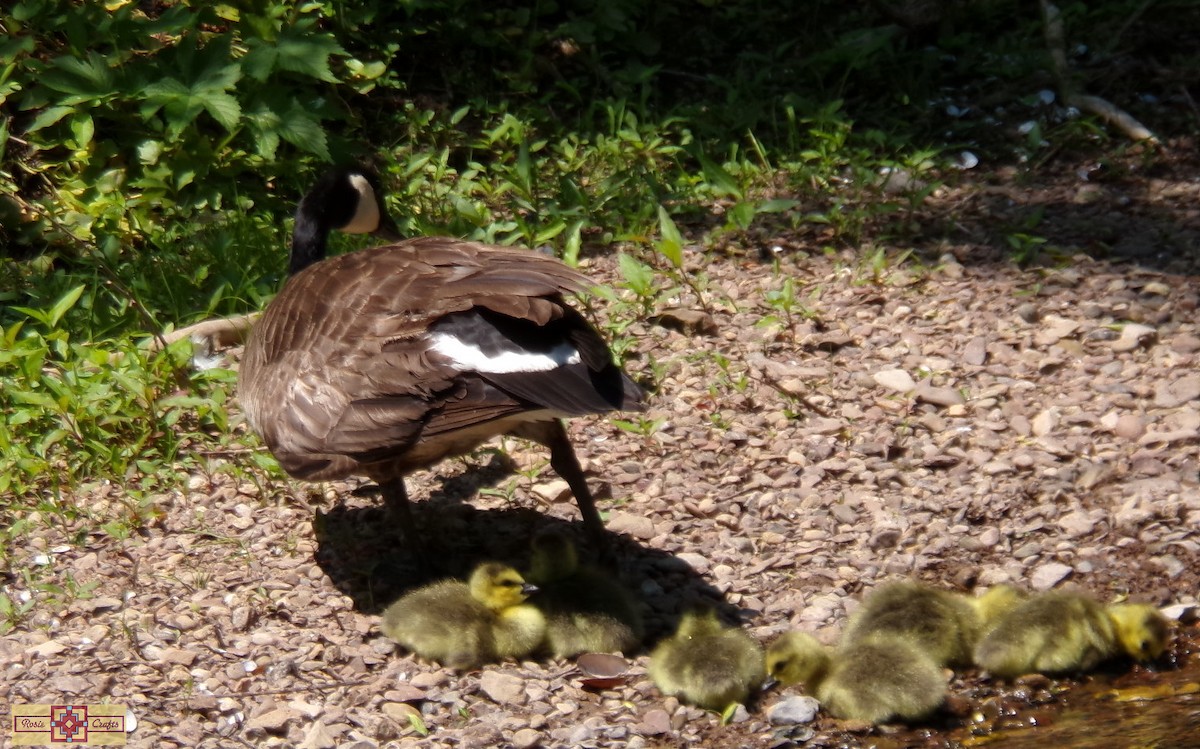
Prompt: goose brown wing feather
<box><xmin>239</xmin><ymin>238</ymin><xmax>621</xmax><ymax>483</ymax></box>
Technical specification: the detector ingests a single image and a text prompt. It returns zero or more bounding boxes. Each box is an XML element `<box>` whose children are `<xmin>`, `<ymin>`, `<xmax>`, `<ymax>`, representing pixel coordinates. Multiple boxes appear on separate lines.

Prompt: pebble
<box><xmin>512</xmin><ymin>728</ymin><xmax>542</xmax><ymax>749</ymax></box>
<box><xmin>1031</xmin><ymin>562</ymin><xmax>1073</xmax><ymax>590</ymax></box>
<box><xmin>873</xmin><ymin>369</ymin><xmax>916</xmax><ymax>393</ymax></box>
<box><xmin>606</xmin><ymin>512</ymin><xmax>657</xmax><ymax>540</ymax></box>
<box><xmin>480</xmin><ymin>672</ymin><xmax>526</xmax><ymax>706</ymax></box>
<box><xmin>637</xmin><ymin>709</ymin><xmax>672</xmax><ymax>735</ymax></box>
<box><xmin>767</xmin><ymin>695</ymin><xmax>820</xmax><ymax>725</ymax></box>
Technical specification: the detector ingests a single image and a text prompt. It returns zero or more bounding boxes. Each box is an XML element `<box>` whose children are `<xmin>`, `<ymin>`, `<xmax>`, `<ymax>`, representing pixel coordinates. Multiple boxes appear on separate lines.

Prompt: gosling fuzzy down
<box><xmin>649</xmin><ymin>607</ymin><xmax>766</xmax><ymax>712</ymax></box>
<box><xmin>766</xmin><ymin>630</ymin><xmax>947</xmax><ymax>724</ymax></box>
<box><xmin>973</xmin><ymin>591</ymin><xmax>1169</xmax><ymax>678</ymax></box>
<box><xmin>842</xmin><ymin>580</ymin><xmax>982</xmax><ymax>667</ymax></box>
<box><xmin>381</xmin><ymin>562</ymin><xmax>545</xmax><ymax>669</ymax></box>
<box><xmin>525</xmin><ymin>531</ymin><xmax>643</xmax><ymax>658</ymax></box>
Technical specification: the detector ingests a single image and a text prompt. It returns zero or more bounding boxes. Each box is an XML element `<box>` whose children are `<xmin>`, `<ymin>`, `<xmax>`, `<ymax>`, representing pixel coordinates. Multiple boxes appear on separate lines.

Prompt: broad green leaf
<box><xmin>655</xmin><ymin>205</ymin><xmax>683</xmax><ymax>268</ymax></box>
<box><xmin>757</xmin><ymin>198</ymin><xmax>800</xmax><ymax>213</ymax></box>
<box><xmin>617</xmin><ymin>252</ymin><xmax>654</xmax><ymax>296</ymax></box>
<box><xmin>277</xmin><ymin>102</ymin><xmax>329</xmax><ymax>160</ymax></box>
<box><xmin>48</xmin><ymin>284</ymin><xmax>86</xmax><ymax>328</ymax></box>
<box><xmin>69</xmin><ymin>112</ymin><xmax>94</xmax><ymax>148</ymax></box>
<box><xmin>26</xmin><ymin>105</ymin><xmax>74</xmax><ymax>133</ymax></box>
<box><xmin>273</xmin><ymin>28</ymin><xmax>343</xmax><ymax>82</ymax></box>
<box><xmin>201</xmin><ymin>91</ymin><xmax>241</xmax><ymax>131</ymax></box>
<box><xmin>39</xmin><ymin>52</ymin><xmax>114</xmax><ymax>97</ymax></box>
<box><xmin>695</xmin><ymin>151</ymin><xmax>741</xmax><ymax>198</ymax></box>
<box><xmin>137</xmin><ymin>140</ymin><xmax>164</xmax><ymax>165</ymax></box>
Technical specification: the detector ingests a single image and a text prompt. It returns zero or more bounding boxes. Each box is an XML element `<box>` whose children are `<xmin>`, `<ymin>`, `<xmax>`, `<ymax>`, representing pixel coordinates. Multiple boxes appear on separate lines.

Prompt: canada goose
<box><xmin>842</xmin><ymin>580</ymin><xmax>981</xmax><ymax>667</ymax></box>
<box><xmin>239</xmin><ymin>167</ymin><xmax>645</xmax><ymax>556</ymax></box>
<box><xmin>524</xmin><ymin>530</ymin><xmax>643</xmax><ymax>658</ymax></box>
<box><xmin>766</xmin><ymin>630</ymin><xmax>947</xmax><ymax>724</ymax></box>
<box><xmin>648</xmin><ymin>607</ymin><xmax>766</xmax><ymax>712</ymax></box>
<box><xmin>973</xmin><ymin>591</ymin><xmax>1169</xmax><ymax>678</ymax></box>
<box><xmin>380</xmin><ymin>561</ymin><xmax>545</xmax><ymax>668</ymax></box>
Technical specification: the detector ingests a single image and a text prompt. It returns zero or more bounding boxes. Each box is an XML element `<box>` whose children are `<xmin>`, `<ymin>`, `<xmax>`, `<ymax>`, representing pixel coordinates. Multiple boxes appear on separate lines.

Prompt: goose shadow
<box><xmin>311</xmin><ymin>461</ymin><xmax>736</xmax><ymax>645</ymax></box>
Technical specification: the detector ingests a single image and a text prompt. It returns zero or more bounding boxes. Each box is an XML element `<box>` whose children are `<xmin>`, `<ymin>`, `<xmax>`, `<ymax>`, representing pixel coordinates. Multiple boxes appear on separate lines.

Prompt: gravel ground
<box><xmin>3</xmin><ymin>154</ymin><xmax>1200</xmax><ymax>748</ymax></box>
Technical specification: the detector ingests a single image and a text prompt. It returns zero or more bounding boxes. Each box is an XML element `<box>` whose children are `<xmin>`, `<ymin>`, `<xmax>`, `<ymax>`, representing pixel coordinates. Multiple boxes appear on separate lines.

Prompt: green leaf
<box><xmin>26</xmin><ymin>105</ymin><xmax>75</xmax><ymax>133</ymax></box>
<box><xmin>617</xmin><ymin>252</ymin><xmax>655</xmax><ymax>297</ymax></box>
<box><xmin>273</xmin><ymin>28</ymin><xmax>344</xmax><ymax>82</ymax></box>
<box><xmin>69</xmin><ymin>112</ymin><xmax>94</xmax><ymax>148</ymax></box>
<box><xmin>39</xmin><ymin>52</ymin><xmax>115</xmax><ymax>98</ymax></box>
<box><xmin>48</xmin><ymin>284</ymin><xmax>86</xmax><ymax>328</ymax></box>
<box><xmin>201</xmin><ymin>91</ymin><xmax>241</xmax><ymax>131</ymax></box>
<box><xmin>695</xmin><ymin>151</ymin><xmax>742</xmax><ymax>199</ymax></box>
<box><xmin>276</xmin><ymin>101</ymin><xmax>329</xmax><ymax>160</ymax></box>
<box><xmin>655</xmin><ymin>205</ymin><xmax>683</xmax><ymax>268</ymax></box>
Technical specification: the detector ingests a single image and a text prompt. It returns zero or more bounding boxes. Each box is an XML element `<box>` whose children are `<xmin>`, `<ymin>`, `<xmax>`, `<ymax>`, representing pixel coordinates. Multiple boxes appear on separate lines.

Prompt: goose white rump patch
<box><xmin>428</xmin><ymin>332</ymin><xmax>582</xmax><ymax>373</ymax></box>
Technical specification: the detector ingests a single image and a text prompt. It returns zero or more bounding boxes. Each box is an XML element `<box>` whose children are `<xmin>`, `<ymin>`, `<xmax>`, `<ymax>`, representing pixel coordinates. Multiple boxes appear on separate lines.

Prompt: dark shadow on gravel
<box><xmin>312</xmin><ymin>462</ymin><xmax>732</xmax><ymax>650</ymax></box>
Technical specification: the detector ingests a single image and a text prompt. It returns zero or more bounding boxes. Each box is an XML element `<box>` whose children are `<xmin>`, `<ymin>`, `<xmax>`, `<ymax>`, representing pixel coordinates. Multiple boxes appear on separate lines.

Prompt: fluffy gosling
<box><xmin>974</xmin><ymin>591</ymin><xmax>1169</xmax><ymax>678</ymax></box>
<box><xmin>381</xmin><ymin>562</ymin><xmax>545</xmax><ymax>669</ymax></box>
<box><xmin>525</xmin><ymin>531</ymin><xmax>643</xmax><ymax>658</ymax></box>
<box><xmin>648</xmin><ymin>607</ymin><xmax>766</xmax><ymax>712</ymax></box>
<box><xmin>842</xmin><ymin>580</ymin><xmax>981</xmax><ymax>667</ymax></box>
<box><xmin>766</xmin><ymin>630</ymin><xmax>947</xmax><ymax>724</ymax></box>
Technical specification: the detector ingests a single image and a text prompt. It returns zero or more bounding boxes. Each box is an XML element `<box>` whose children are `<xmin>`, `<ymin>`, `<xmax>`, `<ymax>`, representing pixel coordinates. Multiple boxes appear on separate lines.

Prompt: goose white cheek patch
<box><xmin>342</xmin><ymin>173</ymin><xmax>380</xmax><ymax>234</ymax></box>
<box><xmin>427</xmin><ymin>332</ymin><xmax>582</xmax><ymax>373</ymax></box>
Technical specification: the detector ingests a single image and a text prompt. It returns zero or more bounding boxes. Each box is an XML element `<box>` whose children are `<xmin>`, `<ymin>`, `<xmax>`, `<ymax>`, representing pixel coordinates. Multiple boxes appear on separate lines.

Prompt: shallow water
<box><xmin>952</xmin><ymin>655</ymin><xmax>1200</xmax><ymax>748</ymax></box>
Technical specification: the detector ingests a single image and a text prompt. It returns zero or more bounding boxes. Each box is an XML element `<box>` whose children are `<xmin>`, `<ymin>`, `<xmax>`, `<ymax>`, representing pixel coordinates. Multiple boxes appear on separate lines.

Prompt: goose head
<box><xmin>469</xmin><ymin>563</ymin><xmax>539</xmax><ymax>611</ymax></box>
<box><xmin>289</xmin><ymin>166</ymin><xmax>401</xmax><ymax>275</ymax></box>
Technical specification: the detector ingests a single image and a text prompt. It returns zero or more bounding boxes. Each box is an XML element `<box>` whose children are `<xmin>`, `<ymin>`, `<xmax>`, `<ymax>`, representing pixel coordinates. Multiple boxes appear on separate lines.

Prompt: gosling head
<box><xmin>528</xmin><ymin>530</ymin><xmax>580</xmax><ymax>583</ymax></box>
<box><xmin>469</xmin><ymin>562</ymin><xmax>538</xmax><ymax>611</ymax></box>
<box><xmin>674</xmin><ymin>605</ymin><xmax>725</xmax><ymax>640</ymax></box>
<box><xmin>765</xmin><ymin>631</ymin><xmax>830</xmax><ymax>687</ymax></box>
<box><xmin>1108</xmin><ymin>603</ymin><xmax>1169</xmax><ymax>661</ymax></box>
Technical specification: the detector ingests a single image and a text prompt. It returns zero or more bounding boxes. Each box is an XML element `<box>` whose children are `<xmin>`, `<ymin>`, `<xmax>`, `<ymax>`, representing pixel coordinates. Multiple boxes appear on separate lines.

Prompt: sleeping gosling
<box><xmin>842</xmin><ymin>579</ymin><xmax>982</xmax><ymax>668</ymax></box>
<box><xmin>381</xmin><ymin>562</ymin><xmax>545</xmax><ymax>669</ymax></box>
<box><xmin>766</xmin><ymin>630</ymin><xmax>947</xmax><ymax>724</ymax></box>
<box><xmin>525</xmin><ymin>530</ymin><xmax>643</xmax><ymax>658</ymax></box>
<box><xmin>648</xmin><ymin>607</ymin><xmax>766</xmax><ymax>712</ymax></box>
<box><xmin>973</xmin><ymin>591</ymin><xmax>1169</xmax><ymax>678</ymax></box>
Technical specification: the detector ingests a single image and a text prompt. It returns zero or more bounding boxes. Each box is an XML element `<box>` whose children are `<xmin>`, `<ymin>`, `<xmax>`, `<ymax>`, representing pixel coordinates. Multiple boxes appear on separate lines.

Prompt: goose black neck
<box><xmin>289</xmin><ymin>209</ymin><xmax>329</xmax><ymax>276</ymax></box>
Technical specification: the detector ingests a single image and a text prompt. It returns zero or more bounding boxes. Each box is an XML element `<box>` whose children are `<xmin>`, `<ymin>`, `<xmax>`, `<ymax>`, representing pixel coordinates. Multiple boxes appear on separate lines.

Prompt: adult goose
<box><xmin>239</xmin><ymin>167</ymin><xmax>644</xmax><ymax>556</ymax></box>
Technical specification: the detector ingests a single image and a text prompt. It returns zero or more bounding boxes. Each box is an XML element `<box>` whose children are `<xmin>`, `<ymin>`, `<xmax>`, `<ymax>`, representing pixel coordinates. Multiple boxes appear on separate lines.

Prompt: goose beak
<box><xmin>375</xmin><ymin>209</ymin><xmax>403</xmax><ymax>242</ymax></box>
<box><xmin>520</xmin><ymin>583</ymin><xmax>540</xmax><ymax>596</ymax></box>
<box><xmin>762</xmin><ymin>676</ymin><xmax>779</xmax><ymax>691</ymax></box>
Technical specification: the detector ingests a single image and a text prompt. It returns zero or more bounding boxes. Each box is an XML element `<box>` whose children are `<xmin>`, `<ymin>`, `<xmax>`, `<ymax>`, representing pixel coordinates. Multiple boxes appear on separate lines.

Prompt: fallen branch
<box><xmin>1039</xmin><ymin>0</ymin><xmax>1158</xmax><ymax>143</ymax></box>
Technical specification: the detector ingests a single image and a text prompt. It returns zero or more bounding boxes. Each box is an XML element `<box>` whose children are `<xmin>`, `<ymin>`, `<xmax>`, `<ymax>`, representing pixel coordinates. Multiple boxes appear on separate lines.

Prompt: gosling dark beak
<box><xmin>521</xmin><ymin>583</ymin><xmax>540</xmax><ymax>596</ymax></box>
<box><xmin>762</xmin><ymin>676</ymin><xmax>779</xmax><ymax>691</ymax></box>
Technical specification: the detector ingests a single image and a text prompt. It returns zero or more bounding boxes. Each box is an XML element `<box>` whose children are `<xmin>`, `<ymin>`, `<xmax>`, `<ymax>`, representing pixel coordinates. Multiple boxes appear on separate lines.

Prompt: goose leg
<box><xmin>380</xmin><ymin>479</ymin><xmax>428</xmax><ymax>561</ymax></box>
<box><xmin>509</xmin><ymin>420</ymin><xmax>608</xmax><ymax>548</ymax></box>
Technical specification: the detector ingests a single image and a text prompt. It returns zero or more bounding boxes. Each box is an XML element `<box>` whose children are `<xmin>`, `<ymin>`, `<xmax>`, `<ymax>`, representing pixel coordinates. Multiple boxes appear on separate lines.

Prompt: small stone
<box><xmin>963</xmin><ymin>337</ymin><xmax>988</xmax><ymax>366</ymax></box>
<box><xmin>1057</xmin><ymin>511</ymin><xmax>1096</xmax><ymax>538</ymax></box>
<box><xmin>915</xmin><ymin>384</ymin><xmax>965</xmax><ymax>407</ymax></box>
<box><xmin>26</xmin><ymin>640</ymin><xmax>67</xmax><ymax>657</ymax></box>
<box><xmin>480</xmin><ymin>671</ymin><xmax>526</xmax><ymax>706</ymax></box>
<box><xmin>531</xmin><ymin>480</ymin><xmax>571</xmax><ymax>503</ymax></box>
<box><xmin>638</xmin><ymin>709</ymin><xmax>672</xmax><ymax>735</ymax></box>
<box><xmin>247</xmin><ymin>707</ymin><xmax>297</xmax><ymax>734</ymax></box>
<box><xmin>674</xmin><ymin>552</ymin><xmax>711</xmax><ymax>573</ymax></box>
<box><xmin>1034</xmin><ymin>315</ymin><xmax>1078</xmax><ymax>346</ymax></box>
<box><xmin>607</xmin><ymin>512</ymin><xmax>656</xmax><ymax>540</ymax></box>
<box><xmin>409</xmin><ymin>671</ymin><xmax>449</xmax><ymax>689</ymax></box>
<box><xmin>767</xmin><ymin>695</ymin><xmax>820</xmax><ymax>725</ymax></box>
<box><xmin>1031</xmin><ymin>408</ymin><xmax>1059</xmax><ymax>437</ymax></box>
<box><xmin>298</xmin><ymin>722</ymin><xmax>337</xmax><ymax>749</ymax></box>
<box><xmin>1111</xmin><ymin>323</ymin><xmax>1156</xmax><ymax>352</ymax></box>
<box><xmin>873</xmin><ymin>369</ymin><xmax>916</xmax><ymax>393</ymax></box>
<box><xmin>1031</xmin><ymin>562</ymin><xmax>1073</xmax><ymax>591</ymax></box>
<box><xmin>1113</xmin><ymin>414</ymin><xmax>1146</xmax><ymax>440</ymax></box>
<box><xmin>512</xmin><ymin>728</ymin><xmax>542</xmax><ymax>749</ymax></box>
<box><xmin>381</xmin><ymin>702</ymin><xmax>420</xmax><ymax>723</ymax></box>
<box><xmin>1016</xmin><ymin>303</ymin><xmax>1040</xmax><ymax>323</ymax></box>
<box><xmin>1154</xmin><ymin>375</ymin><xmax>1200</xmax><ymax>409</ymax></box>
<box><xmin>1141</xmin><ymin>281</ymin><xmax>1171</xmax><ymax>296</ymax></box>
<box><xmin>160</xmin><ymin>648</ymin><xmax>198</xmax><ymax>666</ymax></box>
